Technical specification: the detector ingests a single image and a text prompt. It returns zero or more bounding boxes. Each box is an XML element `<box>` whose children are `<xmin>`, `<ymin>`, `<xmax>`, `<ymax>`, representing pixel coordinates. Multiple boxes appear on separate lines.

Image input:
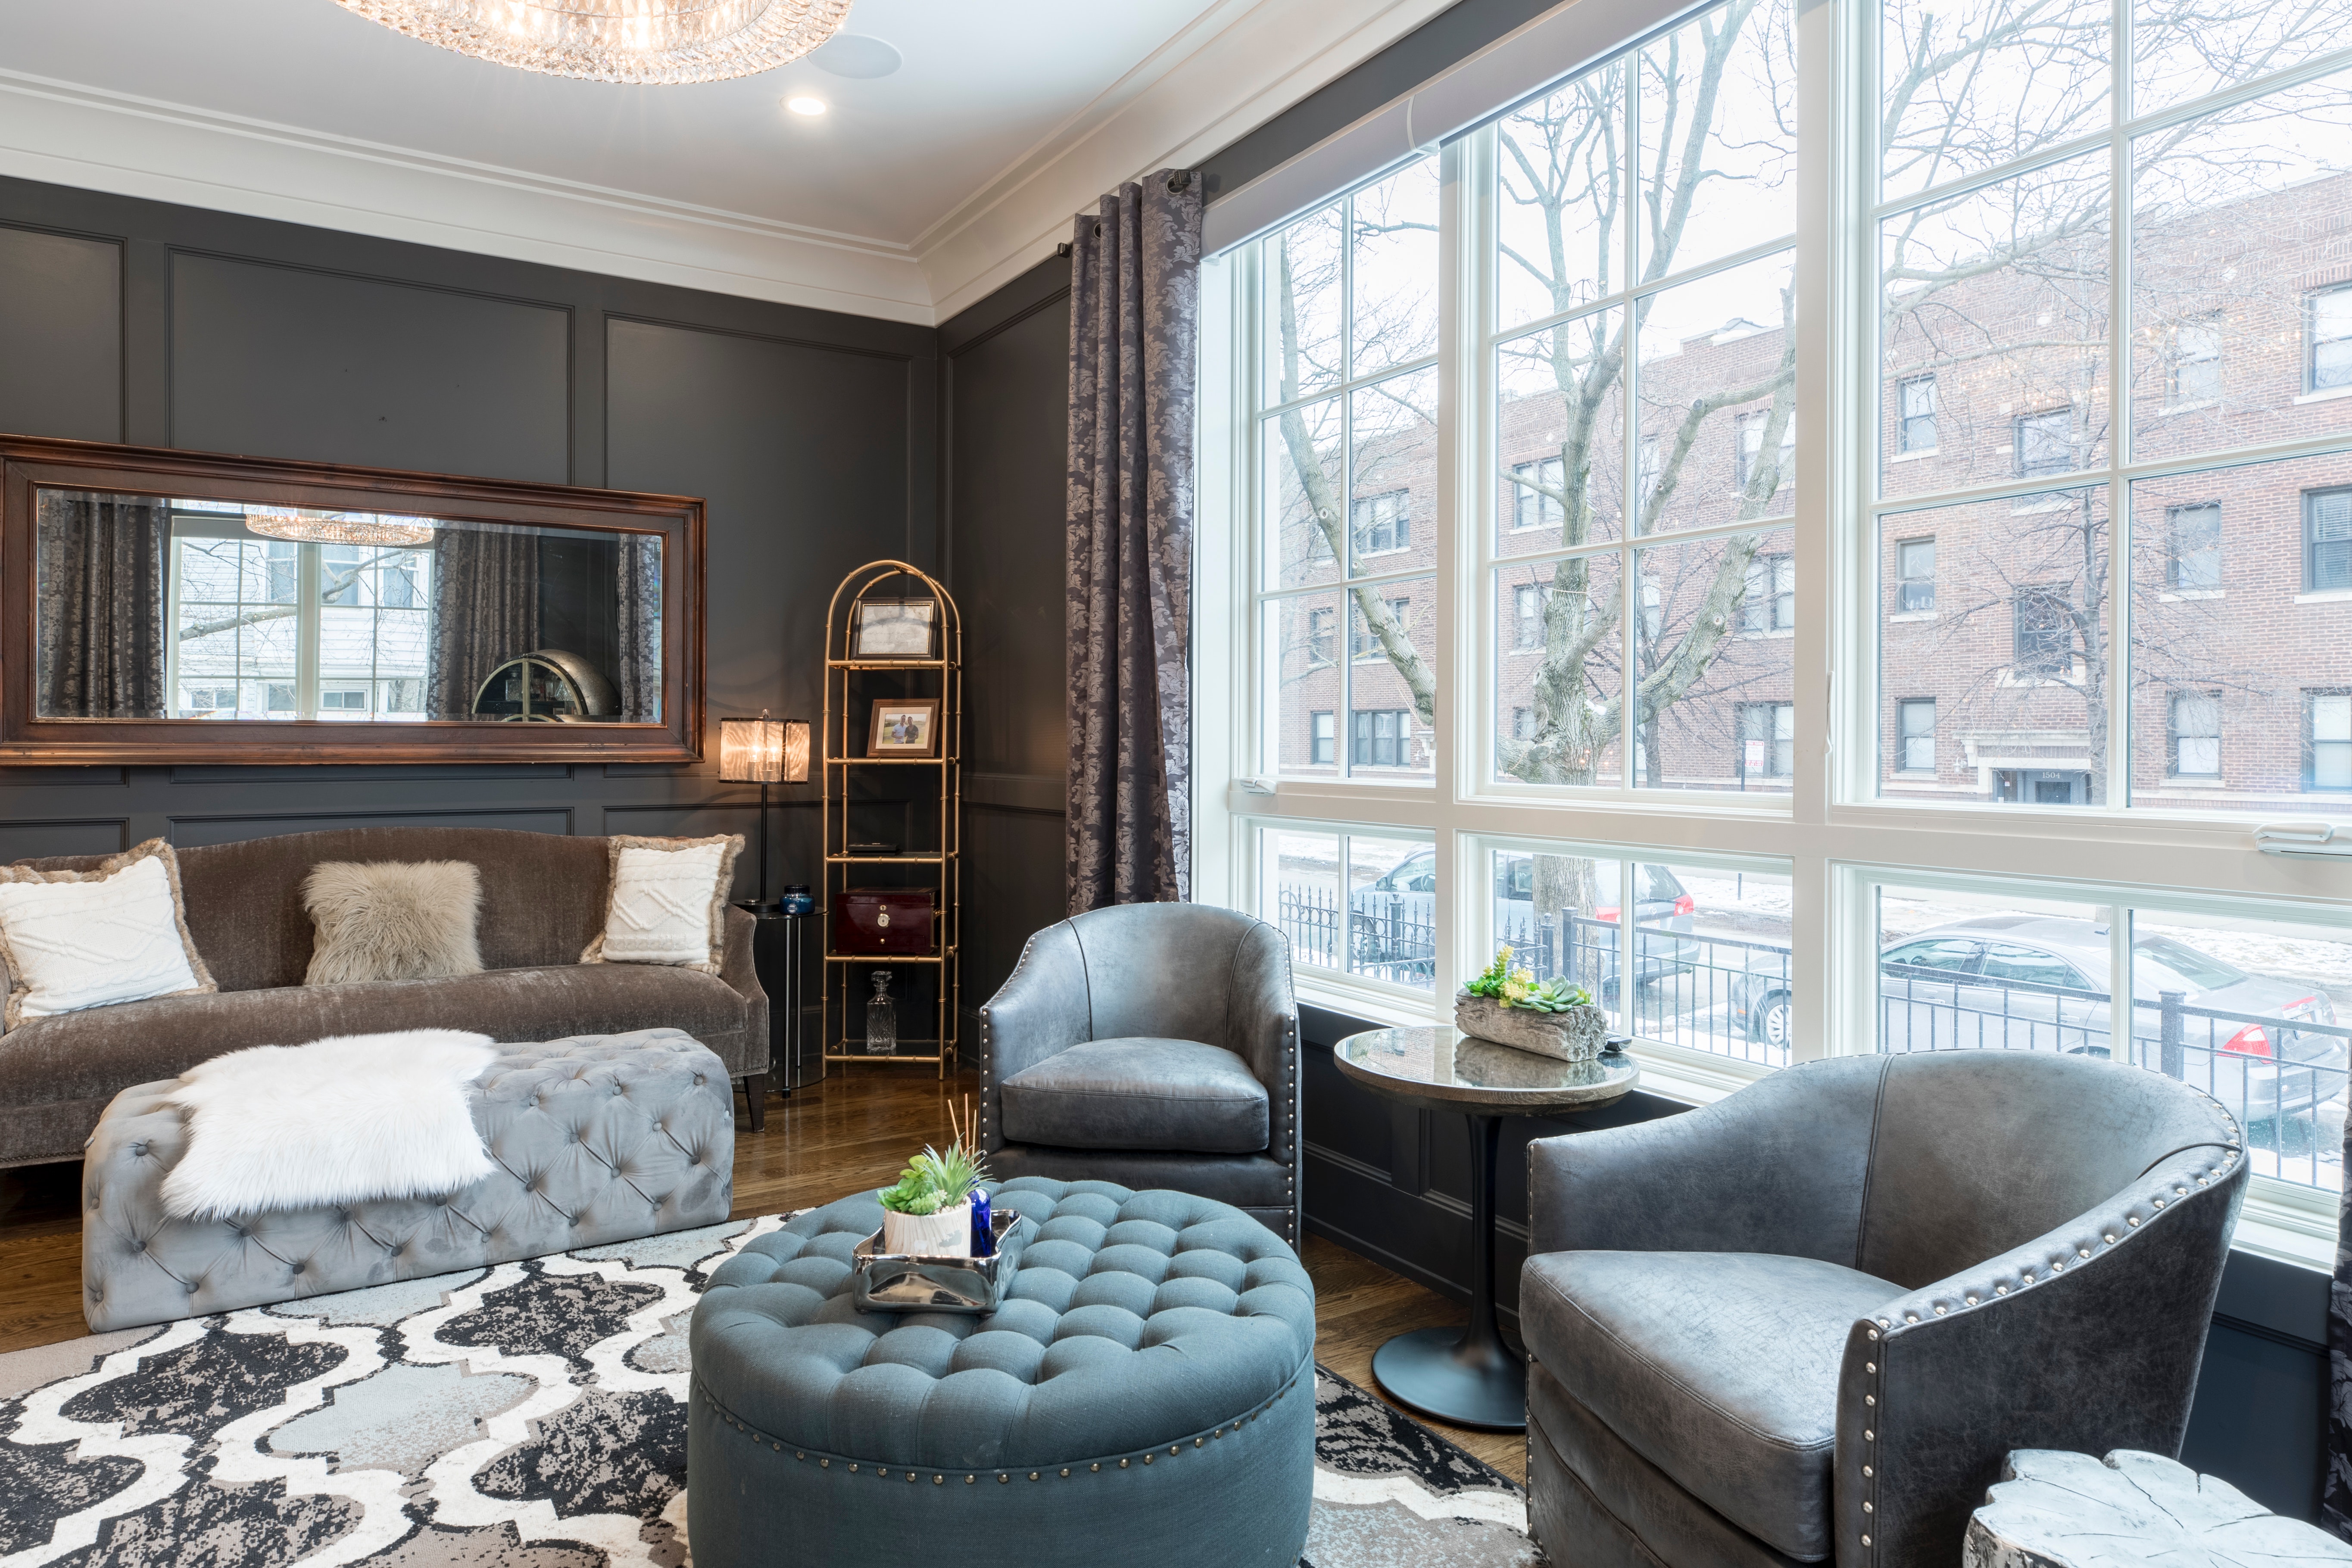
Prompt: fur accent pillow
<box><xmin>303</xmin><ymin>860</ymin><xmax>485</xmax><ymax>986</ymax></box>
<box><xmin>581</xmin><ymin>833</ymin><xmax>743</xmax><ymax>972</ymax></box>
<box><xmin>0</xmin><ymin>839</ymin><xmax>215</xmax><ymax>1028</ymax></box>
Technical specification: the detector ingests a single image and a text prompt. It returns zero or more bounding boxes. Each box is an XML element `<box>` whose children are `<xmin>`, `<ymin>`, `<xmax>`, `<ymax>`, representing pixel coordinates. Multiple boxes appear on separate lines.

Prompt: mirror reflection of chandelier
<box><xmin>331</xmin><ymin>0</ymin><xmax>854</xmax><ymax>84</ymax></box>
<box><xmin>243</xmin><ymin>507</ymin><xmax>438</xmax><ymax>548</ymax></box>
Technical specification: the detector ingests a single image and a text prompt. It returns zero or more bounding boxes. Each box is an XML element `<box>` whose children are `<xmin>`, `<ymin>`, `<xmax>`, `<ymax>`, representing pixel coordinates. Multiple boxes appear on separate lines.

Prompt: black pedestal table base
<box><xmin>1370</xmin><ymin>1111</ymin><xmax>1528</xmax><ymax>1430</ymax></box>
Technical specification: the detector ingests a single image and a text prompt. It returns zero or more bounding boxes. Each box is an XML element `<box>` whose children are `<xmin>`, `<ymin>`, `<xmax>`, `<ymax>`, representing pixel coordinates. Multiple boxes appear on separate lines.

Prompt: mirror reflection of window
<box><xmin>33</xmin><ymin>489</ymin><xmax>667</xmax><ymax>724</ymax></box>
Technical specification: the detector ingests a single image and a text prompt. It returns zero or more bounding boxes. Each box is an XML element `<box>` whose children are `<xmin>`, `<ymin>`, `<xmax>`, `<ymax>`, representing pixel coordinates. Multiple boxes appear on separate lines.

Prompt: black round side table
<box><xmin>1332</xmin><ymin>1026</ymin><xmax>1638</xmax><ymax>1431</ymax></box>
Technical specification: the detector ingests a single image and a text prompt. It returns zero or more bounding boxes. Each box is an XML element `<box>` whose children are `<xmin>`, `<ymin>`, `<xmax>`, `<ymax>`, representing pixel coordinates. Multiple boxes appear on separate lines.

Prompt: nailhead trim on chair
<box><xmin>692</xmin><ymin>1356</ymin><xmax>1309</xmax><ymax>1485</ymax></box>
<box><xmin>1846</xmin><ymin>1128</ymin><xmax>2243</xmax><ymax>1560</ymax></box>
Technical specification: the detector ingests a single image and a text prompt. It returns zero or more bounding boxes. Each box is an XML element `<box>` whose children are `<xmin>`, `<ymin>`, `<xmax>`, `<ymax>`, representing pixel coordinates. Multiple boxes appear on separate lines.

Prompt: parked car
<box><xmin>1726</xmin><ymin>914</ymin><xmax>2343</xmax><ymax>1122</ymax></box>
<box><xmin>1351</xmin><ymin>850</ymin><xmax>1701</xmax><ymax>993</ymax></box>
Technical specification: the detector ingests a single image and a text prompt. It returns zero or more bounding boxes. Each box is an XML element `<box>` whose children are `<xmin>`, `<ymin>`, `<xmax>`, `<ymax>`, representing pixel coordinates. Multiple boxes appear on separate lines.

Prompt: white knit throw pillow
<box><xmin>581</xmin><ymin>834</ymin><xmax>742</xmax><ymax>972</ymax></box>
<box><xmin>0</xmin><ymin>839</ymin><xmax>216</xmax><ymax>1027</ymax></box>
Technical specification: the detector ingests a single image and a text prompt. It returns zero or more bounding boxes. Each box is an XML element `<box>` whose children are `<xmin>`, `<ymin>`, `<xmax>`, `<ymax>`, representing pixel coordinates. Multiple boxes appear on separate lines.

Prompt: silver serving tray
<box><xmin>851</xmin><ymin>1209</ymin><xmax>1031</xmax><ymax>1314</ymax></box>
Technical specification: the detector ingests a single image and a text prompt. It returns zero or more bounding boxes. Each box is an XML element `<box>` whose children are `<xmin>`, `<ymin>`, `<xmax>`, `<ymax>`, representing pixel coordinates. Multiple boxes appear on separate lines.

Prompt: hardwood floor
<box><xmin>0</xmin><ymin>1066</ymin><xmax>1525</xmax><ymax>1484</ymax></box>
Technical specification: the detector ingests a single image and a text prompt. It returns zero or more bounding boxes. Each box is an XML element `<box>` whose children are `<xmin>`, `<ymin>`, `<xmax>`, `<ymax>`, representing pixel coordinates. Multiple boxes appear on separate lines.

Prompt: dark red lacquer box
<box><xmin>834</xmin><ymin>888</ymin><xmax>936</xmax><ymax>955</ymax></box>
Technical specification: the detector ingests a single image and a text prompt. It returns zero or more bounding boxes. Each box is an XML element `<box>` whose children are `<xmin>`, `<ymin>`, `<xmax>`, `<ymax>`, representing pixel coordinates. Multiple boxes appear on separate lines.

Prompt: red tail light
<box><xmin>2222</xmin><ymin>1024</ymin><xmax>2271</xmax><ymax>1058</ymax></box>
<box><xmin>1594</xmin><ymin>907</ymin><xmax>1619</xmax><ymax>923</ymax></box>
<box><xmin>1672</xmin><ymin>895</ymin><xmax>1696</xmax><ymax>916</ymax></box>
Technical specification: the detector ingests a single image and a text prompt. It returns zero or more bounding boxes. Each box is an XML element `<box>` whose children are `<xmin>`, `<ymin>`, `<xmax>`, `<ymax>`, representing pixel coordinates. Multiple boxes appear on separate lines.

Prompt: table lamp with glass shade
<box><xmin>720</xmin><ymin>711</ymin><xmax>810</xmax><ymax>913</ymax></box>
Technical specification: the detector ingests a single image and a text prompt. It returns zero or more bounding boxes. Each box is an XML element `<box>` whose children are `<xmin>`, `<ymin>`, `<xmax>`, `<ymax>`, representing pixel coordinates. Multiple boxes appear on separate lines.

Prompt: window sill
<box><xmin>2294</xmin><ymin>384</ymin><xmax>2352</xmax><ymax>406</ymax></box>
<box><xmin>2294</xmin><ymin>589</ymin><xmax>2352</xmax><ymax>605</ymax></box>
<box><xmin>2158</xmin><ymin>589</ymin><xmax>2224</xmax><ymax>602</ymax></box>
<box><xmin>1886</xmin><ymin>610</ymin><xmax>1938</xmax><ymax>623</ymax></box>
<box><xmin>1887</xmin><ymin>447</ymin><xmax>1940</xmax><ymax>463</ymax></box>
<box><xmin>1739</xmin><ymin>627</ymin><xmax>1796</xmax><ymax>640</ymax></box>
<box><xmin>2009</xmin><ymin>497</ymin><xmax>2076</xmax><ymax>514</ymax></box>
<box><xmin>2158</xmin><ymin>398</ymin><xmax>2218</xmax><ymax>415</ymax></box>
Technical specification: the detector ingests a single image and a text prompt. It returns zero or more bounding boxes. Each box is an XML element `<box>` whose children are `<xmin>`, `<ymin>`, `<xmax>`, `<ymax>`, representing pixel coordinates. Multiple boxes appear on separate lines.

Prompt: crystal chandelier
<box><xmin>332</xmin><ymin>0</ymin><xmax>854</xmax><ymax>84</ymax></box>
<box><xmin>243</xmin><ymin>508</ymin><xmax>438</xmax><ymax>548</ymax></box>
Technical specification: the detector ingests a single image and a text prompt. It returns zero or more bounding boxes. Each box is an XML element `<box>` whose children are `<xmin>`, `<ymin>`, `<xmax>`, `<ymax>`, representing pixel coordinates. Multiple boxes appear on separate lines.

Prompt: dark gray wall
<box><xmin>1296</xmin><ymin>1003</ymin><xmax>2331</xmax><ymax>1523</ymax></box>
<box><xmin>0</xmin><ymin>174</ymin><xmax>937</xmax><ymax>901</ymax></box>
<box><xmin>941</xmin><ymin>257</ymin><xmax>1074</xmax><ymax>1013</ymax></box>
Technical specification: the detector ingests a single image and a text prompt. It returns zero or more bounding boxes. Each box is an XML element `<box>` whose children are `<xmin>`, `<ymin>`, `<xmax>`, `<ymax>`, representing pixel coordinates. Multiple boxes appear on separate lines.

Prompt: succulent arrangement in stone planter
<box><xmin>1455</xmin><ymin>947</ymin><xmax>1609</xmax><ymax>1062</ymax></box>
<box><xmin>879</xmin><ymin>1139</ymin><xmax>987</xmax><ymax>1256</ymax></box>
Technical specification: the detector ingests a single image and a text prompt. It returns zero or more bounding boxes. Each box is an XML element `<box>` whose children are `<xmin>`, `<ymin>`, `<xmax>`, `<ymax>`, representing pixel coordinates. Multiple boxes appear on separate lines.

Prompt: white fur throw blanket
<box><xmin>160</xmin><ymin>1030</ymin><xmax>499</xmax><ymax>1221</ymax></box>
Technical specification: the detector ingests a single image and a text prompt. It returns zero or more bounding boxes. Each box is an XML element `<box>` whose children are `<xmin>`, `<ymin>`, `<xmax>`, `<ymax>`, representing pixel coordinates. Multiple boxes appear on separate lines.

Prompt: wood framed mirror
<box><xmin>0</xmin><ymin>436</ymin><xmax>704</xmax><ymax>764</ymax></box>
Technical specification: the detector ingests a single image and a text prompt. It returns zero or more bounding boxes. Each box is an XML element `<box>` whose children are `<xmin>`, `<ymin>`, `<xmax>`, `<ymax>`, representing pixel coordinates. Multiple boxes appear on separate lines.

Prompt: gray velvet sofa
<box><xmin>0</xmin><ymin>825</ymin><xmax>769</xmax><ymax>1169</ymax></box>
<box><xmin>977</xmin><ymin>903</ymin><xmax>1300</xmax><ymax>1243</ymax></box>
<box><xmin>1520</xmin><ymin>1051</ymin><xmax>2247</xmax><ymax>1568</ymax></box>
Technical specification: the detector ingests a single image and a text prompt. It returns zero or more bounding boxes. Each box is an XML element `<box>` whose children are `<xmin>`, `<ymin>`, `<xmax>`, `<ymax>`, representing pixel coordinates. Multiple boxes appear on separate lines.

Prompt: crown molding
<box><xmin>0</xmin><ymin>0</ymin><xmax>1457</xmax><ymax>327</ymax></box>
<box><xmin>0</xmin><ymin>69</ymin><xmax>936</xmax><ymax>323</ymax></box>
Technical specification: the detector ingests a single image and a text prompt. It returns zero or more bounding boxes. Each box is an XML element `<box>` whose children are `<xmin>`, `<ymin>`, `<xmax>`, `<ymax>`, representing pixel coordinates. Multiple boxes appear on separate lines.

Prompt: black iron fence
<box><xmin>1502</xmin><ymin>909</ymin><xmax>1795</xmax><ymax>1065</ymax></box>
<box><xmin>1881</xmin><ymin>960</ymin><xmax>2349</xmax><ymax>1187</ymax></box>
<box><xmin>1275</xmin><ymin>886</ymin><xmax>1435</xmax><ymax>988</ymax></box>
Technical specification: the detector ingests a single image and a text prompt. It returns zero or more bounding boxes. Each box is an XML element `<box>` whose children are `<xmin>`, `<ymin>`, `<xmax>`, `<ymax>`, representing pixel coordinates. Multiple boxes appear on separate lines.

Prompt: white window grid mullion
<box><xmin>1494</xmin><ymin>231</ymin><xmax>1805</xmax><ymax>353</ymax></box>
<box><xmin>1865</xmin><ymin>428</ymin><xmax>2352</xmax><ymax>519</ymax></box>
<box><xmin>2107</xmin><ymin>0</ymin><xmax>2134</xmax><ymax>815</ymax></box>
<box><xmin>1621</xmin><ymin>59</ymin><xmax>1643</xmax><ymax>792</ymax></box>
<box><xmin>1261</xmin><ymin>353</ymin><xmax>1444</xmax><ymax>421</ymax></box>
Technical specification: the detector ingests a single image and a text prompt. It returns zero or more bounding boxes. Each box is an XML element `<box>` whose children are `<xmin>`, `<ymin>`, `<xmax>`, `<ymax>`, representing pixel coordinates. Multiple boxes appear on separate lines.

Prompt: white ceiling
<box><xmin>0</xmin><ymin>0</ymin><xmax>1462</xmax><ymax>323</ymax></box>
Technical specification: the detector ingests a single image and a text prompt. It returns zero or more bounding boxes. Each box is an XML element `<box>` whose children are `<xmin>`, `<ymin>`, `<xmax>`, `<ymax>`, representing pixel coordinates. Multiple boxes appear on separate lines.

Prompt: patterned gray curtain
<box><xmin>1064</xmin><ymin>168</ymin><xmax>1201</xmax><ymax>913</ymax></box>
<box><xmin>614</xmin><ymin>534</ymin><xmax>663</xmax><ymax>722</ymax></box>
<box><xmin>35</xmin><ymin>490</ymin><xmax>166</xmax><ymax>718</ymax></box>
<box><xmin>427</xmin><ymin>524</ymin><xmax>540</xmax><ymax>718</ymax></box>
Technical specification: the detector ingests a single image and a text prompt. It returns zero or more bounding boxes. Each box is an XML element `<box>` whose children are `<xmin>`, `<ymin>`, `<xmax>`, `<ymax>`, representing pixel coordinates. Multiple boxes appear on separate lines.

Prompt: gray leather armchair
<box><xmin>1521</xmin><ymin>1051</ymin><xmax>2246</xmax><ymax>1568</ymax></box>
<box><xmin>978</xmin><ymin>904</ymin><xmax>1300</xmax><ymax>1243</ymax></box>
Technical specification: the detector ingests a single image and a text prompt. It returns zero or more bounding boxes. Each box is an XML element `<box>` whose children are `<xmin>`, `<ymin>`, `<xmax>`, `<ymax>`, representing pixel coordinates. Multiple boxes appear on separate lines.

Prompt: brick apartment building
<box><xmin>1270</xmin><ymin>166</ymin><xmax>2352</xmax><ymax>806</ymax></box>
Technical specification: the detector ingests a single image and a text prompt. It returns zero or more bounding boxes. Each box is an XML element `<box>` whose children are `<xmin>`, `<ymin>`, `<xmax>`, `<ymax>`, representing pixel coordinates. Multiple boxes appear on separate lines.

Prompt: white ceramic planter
<box><xmin>882</xmin><ymin>1200</ymin><xmax>972</xmax><ymax>1258</ymax></box>
<box><xmin>1454</xmin><ymin>993</ymin><xmax>1609</xmax><ymax>1062</ymax></box>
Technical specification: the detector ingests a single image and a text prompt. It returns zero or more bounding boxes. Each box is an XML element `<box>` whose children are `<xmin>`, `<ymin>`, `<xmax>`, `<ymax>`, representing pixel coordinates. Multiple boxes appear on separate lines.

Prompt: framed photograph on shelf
<box><xmin>851</xmin><ymin>599</ymin><xmax>937</xmax><ymax>659</ymax></box>
<box><xmin>867</xmin><ymin>698</ymin><xmax>940</xmax><ymax>757</ymax></box>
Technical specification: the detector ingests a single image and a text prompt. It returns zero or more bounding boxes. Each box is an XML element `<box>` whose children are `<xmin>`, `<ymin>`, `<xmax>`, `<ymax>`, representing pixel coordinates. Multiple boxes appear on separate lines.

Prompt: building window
<box><xmin>1354</xmin><ymin>597</ymin><xmax>1410</xmax><ymax>658</ymax></box>
<box><xmin>1352</xmin><ymin>709</ymin><xmax>1412</xmax><ymax>767</ymax></box>
<box><xmin>1734</xmin><ymin>411</ymin><xmax>1794</xmax><ymax>490</ymax></box>
<box><xmin>1309</xmin><ymin>710</ymin><xmax>1335</xmax><ymax>765</ymax></box>
<box><xmin>1511</xmin><ymin>706</ymin><xmax>1537</xmax><ymax>740</ymax></box>
<box><xmin>1743</xmin><ymin>552</ymin><xmax>1795</xmax><ymax>632</ymax></box>
<box><xmin>2167</xmin><ymin>314</ymin><xmax>2222</xmax><ymax>405</ymax></box>
<box><xmin>1352</xmin><ymin>489</ymin><xmax>1411</xmax><ymax>555</ymax></box>
<box><xmin>1513</xmin><ymin>583</ymin><xmax>1545</xmax><ymax>648</ymax></box>
<box><xmin>2311</xmin><ymin>693</ymin><xmax>2352</xmax><ymax>789</ymax></box>
<box><xmin>2013</xmin><ymin>409</ymin><xmax>2074</xmax><ymax>477</ymax></box>
<box><xmin>1738</xmin><ymin>701</ymin><xmax>1795</xmax><ymax>779</ymax></box>
<box><xmin>2166</xmin><ymin>502</ymin><xmax>2222</xmax><ymax>590</ymax></box>
<box><xmin>1510</xmin><ymin>458</ymin><xmax>1566</xmax><ymax>532</ymax></box>
<box><xmin>2169</xmin><ymin>690</ymin><xmax>2221</xmax><ymax>777</ymax></box>
<box><xmin>1897</xmin><ymin>699</ymin><xmax>1935</xmax><ymax>772</ymax></box>
<box><xmin>2306</xmin><ymin>488</ymin><xmax>2352</xmax><ymax>591</ymax></box>
<box><xmin>1894</xmin><ymin>536</ymin><xmax>1934</xmax><ymax>612</ymax></box>
<box><xmin>1307</xmin><ymin>607</ymin><xmax>1336</xmax><ymax>664</ymax></box>
<box><xmin>2012</xmin><ymin>585</ymin><xmax>2074</xmax><ymax>676</ymax></box>
<box><xmin>2309</xmin><ymin>284</ymin><xmax>2352</xmax><ymax>393</ymax></box>
<box><xmin>1897</xmin><ymin>374</ymin><xmax>1937</xmax><ymax>452</ymax></box>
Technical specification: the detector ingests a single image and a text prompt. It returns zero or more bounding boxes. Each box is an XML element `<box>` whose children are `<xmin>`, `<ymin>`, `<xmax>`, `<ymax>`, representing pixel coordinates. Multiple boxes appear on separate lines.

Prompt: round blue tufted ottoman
<box><xmin>687</xmin><ymin>1177</ymin><xmax>1317</xmax><ymax>1568</ymax></box>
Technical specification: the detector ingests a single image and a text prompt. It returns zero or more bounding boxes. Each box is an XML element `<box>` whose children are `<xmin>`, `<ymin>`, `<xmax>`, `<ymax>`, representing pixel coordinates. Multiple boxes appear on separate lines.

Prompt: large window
<box><xmin>167</xmin><ymin>505</ymin><xmax>431</xmax><ymax>721</ymax></box>
<box><xmin>1207</xmin><ymin>0</ymin><xmax>2352</xmax><ymax>1231</ymax></box>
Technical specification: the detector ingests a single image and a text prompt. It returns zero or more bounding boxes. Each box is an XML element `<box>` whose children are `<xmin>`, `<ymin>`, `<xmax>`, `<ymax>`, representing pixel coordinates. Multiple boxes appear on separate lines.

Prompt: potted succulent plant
<box><xmin>878</xmin><ymin>1139</ymin><xmax>988</xmax><ymax>1257</ymax></box>
<box><xmin>1456</xmin><ymin>946</ymin><xmax>1608</xmax><ymax>1062</ymax></box>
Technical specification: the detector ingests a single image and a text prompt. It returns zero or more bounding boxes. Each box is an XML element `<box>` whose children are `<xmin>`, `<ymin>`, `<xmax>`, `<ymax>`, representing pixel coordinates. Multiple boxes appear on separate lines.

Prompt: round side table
<box><xmin>1332</xmin><ymin>1026</ymin><xmax>1638</xmax><ymax>1432</ymax></box>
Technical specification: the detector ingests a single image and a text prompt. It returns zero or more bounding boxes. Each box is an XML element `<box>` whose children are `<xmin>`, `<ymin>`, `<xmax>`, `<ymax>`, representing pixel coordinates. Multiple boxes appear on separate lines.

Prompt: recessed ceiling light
<box><xmin>786</xmin><ymin>96</ymin><xmax>828</xmax><ymax>116</ymax></box>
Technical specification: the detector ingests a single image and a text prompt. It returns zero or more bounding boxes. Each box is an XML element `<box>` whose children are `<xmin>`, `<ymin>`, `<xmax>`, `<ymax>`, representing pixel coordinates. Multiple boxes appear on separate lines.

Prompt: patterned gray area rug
<box><xmin>0</xmin><ymin>1217</ymin><xmax>1539</xmax><ymax>1568</ymax></box>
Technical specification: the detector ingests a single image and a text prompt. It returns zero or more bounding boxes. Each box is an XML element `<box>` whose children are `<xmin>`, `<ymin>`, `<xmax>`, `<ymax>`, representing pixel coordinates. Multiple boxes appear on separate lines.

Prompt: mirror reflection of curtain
<box><xmin>35</xmin><ymin>491</ymin><xmax>166</xmax><ymax>718</ymax></box>
<box><xmin>427</xmin><ymin>525</ymin><xmax>540</xmax><ymax>718</ymax></box>
<box><xmin>614</xmin><ymin>534</ymin><xmax>661</xmax><ymax>722</ymax></box>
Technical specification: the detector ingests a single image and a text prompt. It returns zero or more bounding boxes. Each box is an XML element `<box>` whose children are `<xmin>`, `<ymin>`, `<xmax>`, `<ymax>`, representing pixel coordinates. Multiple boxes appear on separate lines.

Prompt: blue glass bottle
<box><xmin>969</xmin><ymin>1188</ymin><xmax>994</xmax><ymax>1257</ymax></box>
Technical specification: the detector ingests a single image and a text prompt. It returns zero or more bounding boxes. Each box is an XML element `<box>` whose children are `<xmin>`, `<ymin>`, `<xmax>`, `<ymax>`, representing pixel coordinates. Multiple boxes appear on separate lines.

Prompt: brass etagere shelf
<box><xmin>820</xmin><ymin>560</ymin><xmax>961</xmax><ymax>1076</ymax></box>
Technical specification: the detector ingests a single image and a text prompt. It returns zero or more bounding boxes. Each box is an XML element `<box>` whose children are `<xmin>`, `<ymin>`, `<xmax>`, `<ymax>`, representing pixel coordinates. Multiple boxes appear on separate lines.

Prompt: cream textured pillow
<box><xmin>0</xmin><ymin>839</ymin><xmax>215</xmax><ymax>1027</ymax></box>
<box><xmin>303</xmin><ymin>860</ymin><xmax>485</xmax><ymax>985</ymax></box>
<box><xmin>582</xmin><ymin>833</ymin><xmax>742</xmax><ymax>972</ymax></box>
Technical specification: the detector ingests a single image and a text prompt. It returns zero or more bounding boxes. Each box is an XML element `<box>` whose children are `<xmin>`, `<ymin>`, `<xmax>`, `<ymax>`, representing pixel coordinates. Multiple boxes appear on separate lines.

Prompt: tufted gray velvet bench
<box><xmin>81</xmin><ymin>1028</ymin><xmax>735</xmax><ymax>1332</ymax></box>
<box><xmin>687</xmin><ymin>1177</ymin><xmax>1317</xmax><ymax>1568</ymax></box>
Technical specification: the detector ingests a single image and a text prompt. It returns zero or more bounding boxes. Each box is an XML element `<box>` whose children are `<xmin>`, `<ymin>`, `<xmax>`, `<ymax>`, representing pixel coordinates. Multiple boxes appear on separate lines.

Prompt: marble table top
<box><xmin>1332</xmin><ymin>1026</ymin><xmax>1639</xmax><ymax>1115</ymax></box>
